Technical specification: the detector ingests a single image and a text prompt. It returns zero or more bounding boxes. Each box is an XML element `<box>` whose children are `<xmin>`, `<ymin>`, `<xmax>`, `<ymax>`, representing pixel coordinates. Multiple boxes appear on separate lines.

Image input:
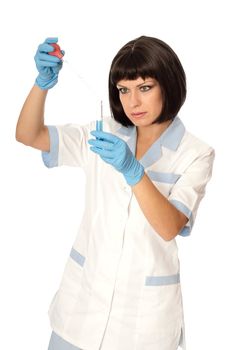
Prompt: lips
<box><xmin>131</xmin><ymin>112</ymin><xmax>147</xmax><ymax>118</ymax></box>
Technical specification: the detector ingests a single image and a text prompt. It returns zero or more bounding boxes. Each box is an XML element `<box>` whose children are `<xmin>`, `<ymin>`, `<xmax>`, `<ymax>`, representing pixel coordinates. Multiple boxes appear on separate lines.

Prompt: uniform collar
<box><xmin>117</xmin><ymin>116</ymin><xmax>185</xmax><ymax>168</ymax></box>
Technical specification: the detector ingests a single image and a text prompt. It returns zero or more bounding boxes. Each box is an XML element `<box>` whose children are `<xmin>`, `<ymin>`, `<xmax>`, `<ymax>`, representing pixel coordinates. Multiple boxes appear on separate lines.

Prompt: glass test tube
<box><xmin>96</xmin><ymin>100</ymin><xmax>103</xmax><ymax>131</ymax></box>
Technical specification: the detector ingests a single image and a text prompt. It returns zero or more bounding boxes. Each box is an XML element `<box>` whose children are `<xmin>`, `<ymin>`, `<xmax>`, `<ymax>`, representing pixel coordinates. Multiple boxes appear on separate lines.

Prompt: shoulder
<box><xmin>169</xmin><ymin>118</ymin><xmax>215</xmax><ymax>173</ymax></box>
<box><xmin>178</xmin><ymin>119</ymin><xmax>214</xmax><ymax>158</ymax></box>
<box><xmin>182</xmin><ymin>131</ymin><xmax>214</xmax><ymax>155</ymax></box>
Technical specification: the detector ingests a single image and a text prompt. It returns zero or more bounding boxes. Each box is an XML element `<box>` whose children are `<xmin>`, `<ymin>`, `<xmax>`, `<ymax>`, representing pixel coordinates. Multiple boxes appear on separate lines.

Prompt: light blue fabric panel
<box><xmin>48</xmin><ymin>331</ymin><xmax>82</xmax><ymax>350</ymax></box>
<box><xmin>147</xmin><ymin>171</ymin><xmax>181</xmax><ymax>184</ymax></box>
<box><xmin>160</xmin><ymin>117</ymin><xmax>185</xmax><ymax>151</ymax></box>
<box><xmin>70</xmin><ymin>248</ymin><xmax>85</xmax><ymax>267</ymax></box>
<box><xmin>42</xmin><ymin>125</ymin><xmax>59</xmax><ymax>168</ymax></box>
<box><xmin>178</xmin><ymin>226</ymin><xmax>191</xmax><ymax>237</ymax></box>
<box><xmin>145</xmin><ymin>273</ymin><xmax>180</xmax><ymax>286</ymax></box>
<box><xmin>117</xmin><ymin>125</ymin><xmax>134</xmax><ymax>137</ymax></box>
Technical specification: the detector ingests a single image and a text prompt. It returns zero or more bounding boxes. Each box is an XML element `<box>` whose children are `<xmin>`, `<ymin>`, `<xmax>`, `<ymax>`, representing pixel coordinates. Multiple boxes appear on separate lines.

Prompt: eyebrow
<box><xmin>117</xmin><ymin>80</ymin><xmax>155</xmax><ymax>88</ymax></box>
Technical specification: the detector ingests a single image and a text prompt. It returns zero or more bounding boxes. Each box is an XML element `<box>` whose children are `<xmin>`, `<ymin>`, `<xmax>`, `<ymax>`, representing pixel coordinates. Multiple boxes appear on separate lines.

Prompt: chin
<box><xmin>132</xmin><ymin>119</ymin><xmax>154</xmax><ymax>127</ymax></box>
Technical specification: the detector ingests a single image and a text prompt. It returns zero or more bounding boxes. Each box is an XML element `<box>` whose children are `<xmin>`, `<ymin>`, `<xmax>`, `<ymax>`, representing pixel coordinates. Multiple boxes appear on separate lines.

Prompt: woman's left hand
<box><xmin>88</xmin><ymin>130</ymin><xmax>144</xmax><ymax>186</ymax></box>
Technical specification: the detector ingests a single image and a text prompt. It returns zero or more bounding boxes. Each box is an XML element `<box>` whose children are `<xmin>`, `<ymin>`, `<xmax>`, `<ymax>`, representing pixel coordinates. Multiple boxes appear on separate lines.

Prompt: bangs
<box><xmin>110</xmin><ymin>51</ymin><xmax>157</xmax><ymax>84</ymax></box>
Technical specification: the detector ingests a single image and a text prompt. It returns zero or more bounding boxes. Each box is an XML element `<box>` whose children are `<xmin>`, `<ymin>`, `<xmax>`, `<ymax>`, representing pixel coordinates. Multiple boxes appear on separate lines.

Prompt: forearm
<box><xmin>132</xmin><ymin>173</ymin><xmax>188</xmax><ymax>241</ymax></box>
<box><xmin>16</xmin><ymin>85</ymin><xmax>48</xmax><ymax>145</ymax></box>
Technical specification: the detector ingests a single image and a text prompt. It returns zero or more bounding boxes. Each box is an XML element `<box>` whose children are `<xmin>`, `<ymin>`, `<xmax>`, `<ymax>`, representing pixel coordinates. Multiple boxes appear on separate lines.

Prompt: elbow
<box><xmin>15</xmin><ymin>130</ymin><xmax>25</xmax><ymax>144</ymax></box>
<box><xmin>15</xmin><ymin>131</ymin><xmax>32</xmax><ymax>146</ymax></box>
<box><xmin>160</xmin><ymin>219</ymin><xmax>188</xmax><ymax>241</ymax></box>
<box><xmin>15</xmin><ymin>130</ymin><xmax>23</xmax><ymax>144</ymax></box>
<box><xmin>15</xmin><ymin>129</ymin><xmax>23</xmax><ymax>143</ymax></box>
<box><xmin>163</xmin><ymin>234</ymin><xmax>178</xmax><ymax>242</ymax></box>
<box><xmin>155</xmin><ymin>223</ymin><xmax>185</xmax><ymax>242</ymax></box>
<box><xmin>162</xmin><ymin>231</ymin><xmax>178</xmax><ymax>242</ymax></box>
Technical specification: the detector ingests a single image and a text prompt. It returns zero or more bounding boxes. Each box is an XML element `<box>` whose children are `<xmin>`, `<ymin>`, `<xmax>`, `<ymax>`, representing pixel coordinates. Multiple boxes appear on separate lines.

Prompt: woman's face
<box><xmin>116</xmin><ymin>77</ymin><xmax>163</xmax><ymax>127</ymax></box>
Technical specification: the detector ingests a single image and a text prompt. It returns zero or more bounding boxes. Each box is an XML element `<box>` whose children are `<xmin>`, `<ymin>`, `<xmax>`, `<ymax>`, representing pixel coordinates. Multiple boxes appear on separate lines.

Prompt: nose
<box><xmin>129</xmin><ymin>90</ymin><xmax>141</xmax><ymax>108</ymax></box>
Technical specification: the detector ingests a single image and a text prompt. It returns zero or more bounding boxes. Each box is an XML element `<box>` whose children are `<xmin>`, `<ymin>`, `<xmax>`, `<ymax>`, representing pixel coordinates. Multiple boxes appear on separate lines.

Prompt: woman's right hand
<box><xmin>34</xmin><ymin>37</ymin><xmax>64</xmax><ymax>90</ymax></box>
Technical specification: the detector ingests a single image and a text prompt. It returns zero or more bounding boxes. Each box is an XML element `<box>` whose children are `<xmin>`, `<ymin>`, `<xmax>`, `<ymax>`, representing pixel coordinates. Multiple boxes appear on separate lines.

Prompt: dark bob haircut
<box><xmin>109</xmin><ymin>36</ymin><xmax>186</xmax><ymax>126</ymax></box>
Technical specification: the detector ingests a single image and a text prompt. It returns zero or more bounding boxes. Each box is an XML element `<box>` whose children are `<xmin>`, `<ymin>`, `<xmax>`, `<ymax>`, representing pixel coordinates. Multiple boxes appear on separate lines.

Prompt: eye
<box><xmin>118</xmin><ymin>87</ymin><xmax>129</xmax><ymax>94</ymax></box>
<box><xmin>140</xmin><ymin>85</ymin><xmax>152</xmax><ymax>92</ymax></box>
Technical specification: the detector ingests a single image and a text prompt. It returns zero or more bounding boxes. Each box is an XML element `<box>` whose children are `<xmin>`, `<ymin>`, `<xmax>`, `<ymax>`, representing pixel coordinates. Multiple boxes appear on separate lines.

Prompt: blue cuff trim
<box><xmin>178</xmin><ymin>226</ymin><xmax>191</xmax><ymax>237</ymax></box>
<box><xmin>48</xmin><ymin>331</ymin><xmax>82</xmax><ymax>350</ymax></box>
<box><xmin>170</xmin><ymin>199</ymin><xmax>193</xmax><ymax>237</ymax></box>
<box><xmin>41</xmin><ymin>126</ymin><xmax>59</xmax><ymax>168</ymax></box>
<box><xmin>145</xmin><ymin>273</ymin><xmax>180</xmax><ymax>286</ymax></box>
<box><xmin>70</xmin><ymin>248</ymin><xmax>85</xmax><ymax>267</ymax></box>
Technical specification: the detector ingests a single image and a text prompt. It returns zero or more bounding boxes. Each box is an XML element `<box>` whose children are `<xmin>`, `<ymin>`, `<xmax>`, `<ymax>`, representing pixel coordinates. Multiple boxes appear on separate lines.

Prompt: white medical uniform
<box><xmin>43</xmin><ymin>116</ymin><xmax>214</xmax><ymax>350</ymax></box>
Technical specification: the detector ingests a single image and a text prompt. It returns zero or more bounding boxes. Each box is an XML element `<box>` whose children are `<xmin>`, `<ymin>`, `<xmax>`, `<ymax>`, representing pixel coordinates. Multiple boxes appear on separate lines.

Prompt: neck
<box><xmin>137</xmin><ymin>120</ymin><xmax>172</xmax><ymax>142</ymax></box>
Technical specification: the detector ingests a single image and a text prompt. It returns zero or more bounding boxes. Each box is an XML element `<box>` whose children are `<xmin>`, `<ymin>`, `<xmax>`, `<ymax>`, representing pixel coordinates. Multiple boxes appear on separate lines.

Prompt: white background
<box><xmin>1</xmin><ymin>0</ymin><xmax>231</xmax><ymax>349</ymax></box>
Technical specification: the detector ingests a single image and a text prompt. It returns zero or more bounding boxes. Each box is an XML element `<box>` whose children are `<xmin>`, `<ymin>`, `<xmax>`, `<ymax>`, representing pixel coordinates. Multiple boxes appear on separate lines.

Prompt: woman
<box><xmin>16</xmin><ymin>36</ymin><xmax>214</xmax><ymax>350</ymax></box>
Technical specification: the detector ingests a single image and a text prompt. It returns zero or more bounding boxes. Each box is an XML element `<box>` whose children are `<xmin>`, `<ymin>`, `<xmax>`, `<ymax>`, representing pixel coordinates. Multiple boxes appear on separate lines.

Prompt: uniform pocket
<box><xmin>59</xmin><ymin>247</ymin><xmax>86</xmax><ymax>297</ymax></box>
<box><xmin>137</xmin><ymin>273</ymin><xmax>182</xmax><ymax>336</ymax></box>
<box><xmin>48</xmin><ymin>248</ymin><xmax>86</xmax><ymax>331</ymax></box>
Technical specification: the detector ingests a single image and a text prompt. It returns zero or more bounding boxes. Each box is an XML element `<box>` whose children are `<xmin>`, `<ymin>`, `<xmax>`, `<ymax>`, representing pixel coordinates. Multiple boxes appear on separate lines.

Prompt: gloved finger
<box><xmin>90</xmin><ymin>147</ymin><xmax>114</xmax><ymax>159</ymax></box>
<box><xmin>45</xmin><ymin>37</ymin><xmax>58</xmax><ymax>44</ymax></box>
<box><xmin>35</xmin><ymin>55</ymin><xmax>61</xmax><ymax>66</ymax></box>
<box><xmin>37</xmin><ymin>52</ymin><xmax>61</xmax><ymax>63</ymax></box>
<box><xmin>99</xmin><ymin>155</ymin><xmax>113</xmax><ymax>164</ymax></box>
<box><xmin>61</xmin><ymin>50</ymin><xmax>65</xmax><ymax>56</ymax></box>
<box><xmin>38</xmin><ymin>43</ymin><xmax>56</xmax><ymax>53</ymax></box>
<box><xmin>36</xmin><ymin>59</ymin><xmax>61</xmax><ymax>68</ymax></box>
<box><xmin>35</xmin><ymin>55</ymin><xmax>62</xmax><ymax>67</ymax></box>
<box><xmin>90</xmin><ymin>131</ymin><xmax>120</xmax><ymax>144</ymax></box>
<box><xmin>88</xmin><ymin>138</ymin><xmax>114</xmax><ymax>150</ymax></box>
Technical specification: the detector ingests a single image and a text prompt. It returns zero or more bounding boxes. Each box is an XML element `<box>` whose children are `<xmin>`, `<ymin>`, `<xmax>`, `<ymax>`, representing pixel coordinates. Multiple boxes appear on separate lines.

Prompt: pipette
<box><xmin>49</xmin><ymin>43</ymin><xmax>104</xmax><ymax>132</ymax></box>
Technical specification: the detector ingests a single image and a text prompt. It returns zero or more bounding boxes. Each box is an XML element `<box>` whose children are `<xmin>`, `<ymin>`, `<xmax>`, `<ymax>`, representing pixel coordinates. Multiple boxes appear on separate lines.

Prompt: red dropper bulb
<box><xmin>49</xmin><ymin>43</ymin><xmax>64</xmax><ymax>59</ymax></box>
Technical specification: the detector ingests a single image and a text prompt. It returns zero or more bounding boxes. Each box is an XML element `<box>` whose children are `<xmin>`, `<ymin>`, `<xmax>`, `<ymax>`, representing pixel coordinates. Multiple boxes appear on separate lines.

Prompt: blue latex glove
<box><xmin>34</xmin><ymin>37</ymin><xmax>64</xmax><ymax>90</ymax></box>
<box><xmin>88</xmin><ymin>130</ymin><xmax>144</xmax><ymax>186</ymax></box>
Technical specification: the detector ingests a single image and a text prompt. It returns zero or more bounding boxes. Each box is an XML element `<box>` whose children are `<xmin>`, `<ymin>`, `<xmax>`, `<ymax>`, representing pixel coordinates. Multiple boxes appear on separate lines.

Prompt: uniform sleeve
<box><xmin>168</xmin><ymin>147</ymin><xmax>215</xmax><ymax>237</ymax></box>
<box><xmin>42</xmin><ymin>122</ymin><xmax>95</xmax><ymax>168</ymax></box>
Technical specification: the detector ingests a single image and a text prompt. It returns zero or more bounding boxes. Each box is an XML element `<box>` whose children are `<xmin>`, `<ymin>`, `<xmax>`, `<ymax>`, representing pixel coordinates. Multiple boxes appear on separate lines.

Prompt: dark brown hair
<box><xmin>109</xmin><ymin>36</ymin><xmax>186</xmax><ymax>126</ymax></box>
